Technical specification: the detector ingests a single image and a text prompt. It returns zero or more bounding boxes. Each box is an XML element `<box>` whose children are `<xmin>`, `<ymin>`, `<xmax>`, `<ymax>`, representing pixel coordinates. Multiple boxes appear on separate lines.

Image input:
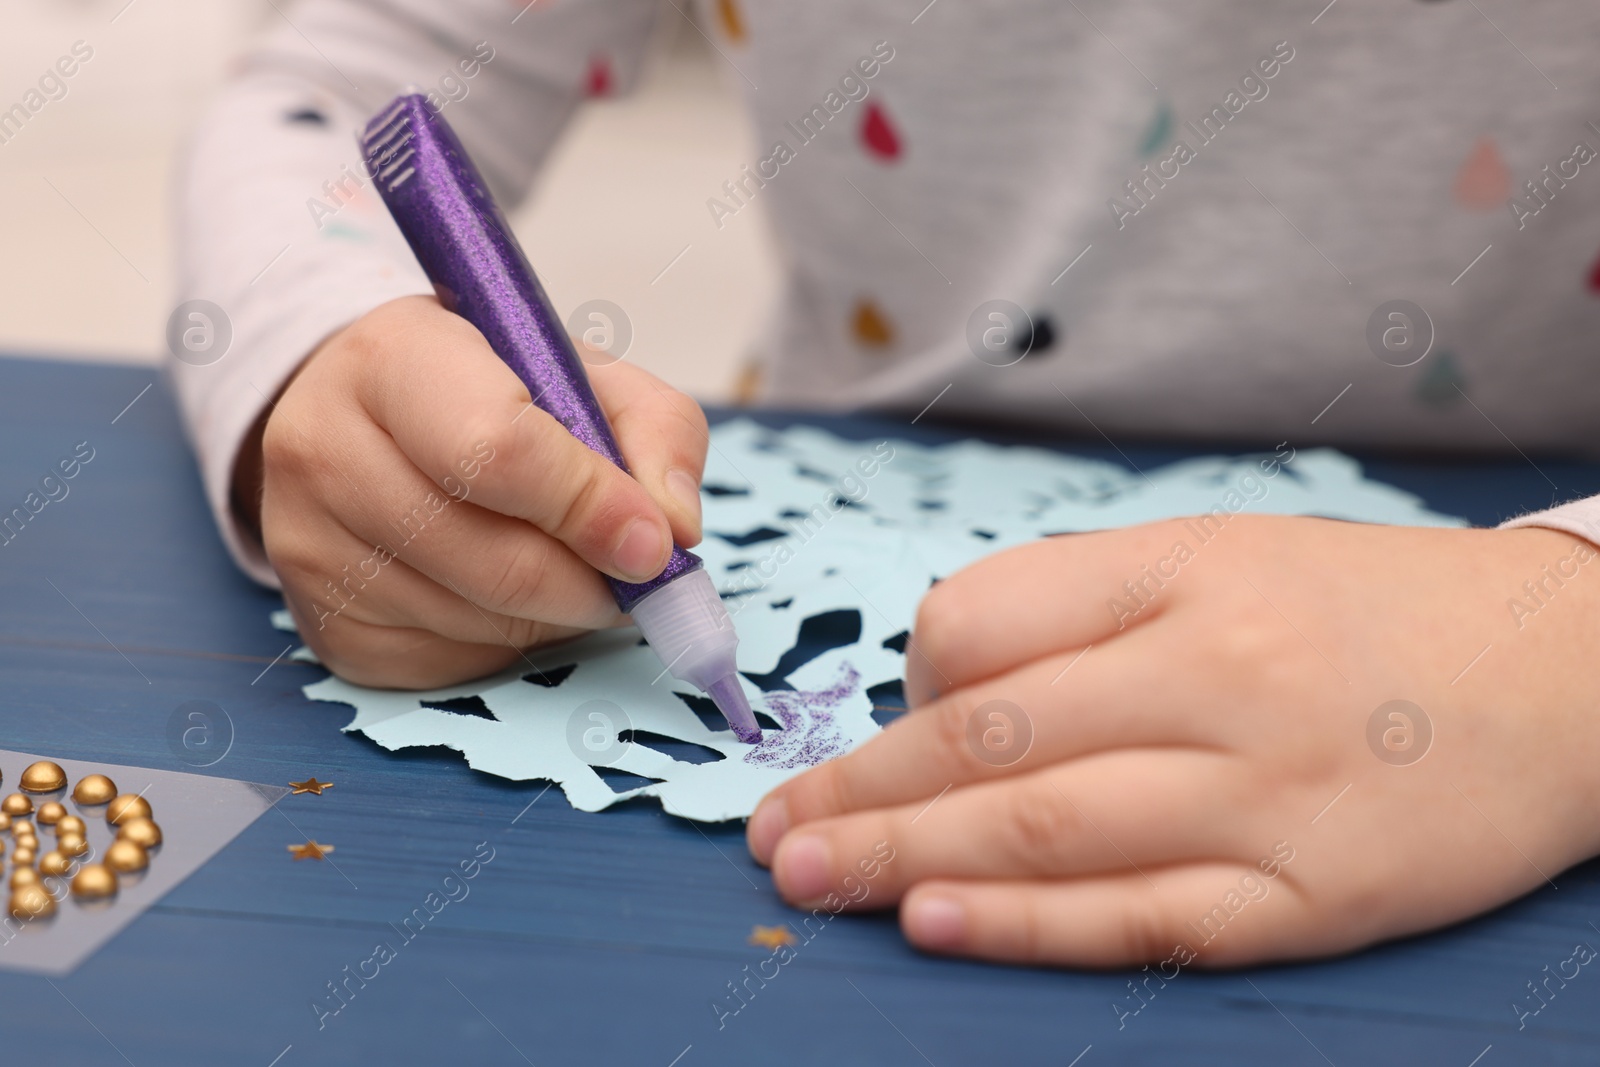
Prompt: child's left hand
<box><xmin>746</xmin><ymin>516</ymin><xmax>1600</xmax><ymax>968</ymax></box>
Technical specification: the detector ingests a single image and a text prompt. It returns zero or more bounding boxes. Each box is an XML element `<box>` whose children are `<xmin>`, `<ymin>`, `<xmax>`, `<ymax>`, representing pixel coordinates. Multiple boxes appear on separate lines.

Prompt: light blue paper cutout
<box><xmin>282</xmin><ymin>419</ymin><xmax>1464</xmax><ymax>822</ymax></box>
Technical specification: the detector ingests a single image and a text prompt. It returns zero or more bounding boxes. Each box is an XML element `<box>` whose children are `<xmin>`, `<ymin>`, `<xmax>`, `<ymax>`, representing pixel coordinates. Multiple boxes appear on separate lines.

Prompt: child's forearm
<box><xmin>170</xmin><ymin>0</ymin><xmax>661</xmax><ymax>584</ymax></box>
<box><xmin>175</xmin><ymin>71</ymin><xmax>429</xmax><ymax>585</ymax></box>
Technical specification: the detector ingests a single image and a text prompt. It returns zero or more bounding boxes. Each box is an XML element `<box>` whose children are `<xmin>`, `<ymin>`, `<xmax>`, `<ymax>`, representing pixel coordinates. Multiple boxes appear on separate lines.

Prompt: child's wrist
<box><xmin>1492</xmin><ymin>526</ymin><xmax>1600</xmax><ymax>863</ymax></box>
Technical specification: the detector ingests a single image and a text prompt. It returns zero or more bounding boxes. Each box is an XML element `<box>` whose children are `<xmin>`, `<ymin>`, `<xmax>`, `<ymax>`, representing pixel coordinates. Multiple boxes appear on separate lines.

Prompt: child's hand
<box><xmin>747</xmin><ymin>516</ymin><xmax>1600</xmax><ymax>968</ymax></box>
<box><xmin>249</xmin><ymin>295</ymin><xmax>708</xmax><ymax>688</ymax></box>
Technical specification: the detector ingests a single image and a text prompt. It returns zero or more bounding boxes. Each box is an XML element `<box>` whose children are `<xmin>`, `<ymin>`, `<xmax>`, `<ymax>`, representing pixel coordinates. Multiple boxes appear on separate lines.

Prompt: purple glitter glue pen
<box><xmin>361</xmin><ymin>93</ymin><xmax>760</xmax><ymax>744</ymax></box>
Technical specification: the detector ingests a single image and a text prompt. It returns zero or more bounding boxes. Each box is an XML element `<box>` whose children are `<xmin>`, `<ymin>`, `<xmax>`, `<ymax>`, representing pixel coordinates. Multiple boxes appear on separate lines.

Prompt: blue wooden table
<box><xmin>2</xmin><ymin>354</ymin><xmax>1598</xmax><ymax>1066</ymax></box>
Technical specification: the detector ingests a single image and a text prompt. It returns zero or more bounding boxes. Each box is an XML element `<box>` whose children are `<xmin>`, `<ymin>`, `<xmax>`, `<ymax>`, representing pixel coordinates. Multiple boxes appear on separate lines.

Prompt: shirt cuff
<box><xmin>1498</xmin><ymin>496</ymin><xmax>1600</xmax><ymax>547</ymax></box>
<box><xmin>170</xmin><ymin>276</ymin><xmax>433</xmax><ymax>588</ymax></box>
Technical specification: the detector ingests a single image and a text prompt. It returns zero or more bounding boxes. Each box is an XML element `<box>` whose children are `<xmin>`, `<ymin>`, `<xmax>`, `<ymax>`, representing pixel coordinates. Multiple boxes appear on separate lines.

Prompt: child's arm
<box><xmin>172</xmin><ymin>0</ymin><xmax>706</xmax><ymax>686</ymax></box>
<box><xmin>747</xmin><ymin>515</ymin><xmax>1600</xmax><ymax>967</ymax></box>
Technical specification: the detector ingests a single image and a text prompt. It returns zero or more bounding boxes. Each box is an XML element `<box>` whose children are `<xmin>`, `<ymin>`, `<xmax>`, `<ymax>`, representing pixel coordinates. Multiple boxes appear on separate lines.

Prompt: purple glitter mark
<box><xmin>743</xmin><ymin>663</ymin><xmax>861</xmax><ymax>770</ymax></box>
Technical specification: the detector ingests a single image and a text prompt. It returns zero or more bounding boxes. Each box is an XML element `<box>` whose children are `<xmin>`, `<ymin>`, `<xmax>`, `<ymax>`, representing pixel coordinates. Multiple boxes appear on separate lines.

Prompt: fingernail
<box><xmin>666</xmin><ymin>467</ymin><xmax>702</xmax><ymax>531</ymax></box>
<box><xmin>906</xmin><ymin>896</ymin><xmax>966</xmax><ymax>950</ymax></box>
<box><xmin>775</xmin><ymin>834</ymin><xmax>833</xmax><ymax>901</ymax></box>
<box><xmin>613</xmin><ymin>518</ymin><xmax>666</xmax><ymax>581</ymax></box>
<box><xmin>747</xmin><ymin>796</ymin><xmax>789</xmax><ymax>865</ymax></box>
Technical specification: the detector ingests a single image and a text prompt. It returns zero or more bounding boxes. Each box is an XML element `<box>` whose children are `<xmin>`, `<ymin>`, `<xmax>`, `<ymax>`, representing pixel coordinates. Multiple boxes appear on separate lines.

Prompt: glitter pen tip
<box><xmin>707</xmin><ymin>674</ymin><xmax>761</xmax><ymax>744</ymax></box>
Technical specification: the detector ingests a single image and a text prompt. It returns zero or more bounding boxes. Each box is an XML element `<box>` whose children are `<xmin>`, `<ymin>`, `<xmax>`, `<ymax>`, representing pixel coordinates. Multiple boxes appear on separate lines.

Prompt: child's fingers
<box><xmin>267</xmin><ymin>499</ymin><xmax>594</xmax><ymax>651</ymax></box>
<box><xmin>767</xmin><ymin>750</ymin><xmax>1244</xmax><ymax>909</ymax></box>
<box><xmin>905</xmin><ymin>522</ymin><xmax>1186</xmax><ymax>708</ymax></box>
<box><xmin>342</xmin><ymin>499</ymin><xmax>618</xmax><ymax>630</ymax></box>
<box><xmin>591</xmin><ymin>360</ymin><xmax>711</xmax><ymax>548</ymax></box>
<box><xmin>279</xmin><ymin>587</ymin><xmax>527</xmax><ymax>690</ymax></box>
<box><xmin>899</xmin><ymin>863</ymin><xmax>1311</xmax><ymax>969</ymax></box>
<box><xmin>265</xmin><ymin>394</ymin><xmax>622</xmax><ymax>630</ymax></box>
<box><xmin>345</xmin><ymin>297</ymin><xmax>675</xmax><ymax>584</ymax></box>
<box><xmin>327</xmin><ymin>417</ymin><xmax>623</xmax><ymax>630</ymax></box>
<box><xmin>749</xmin><ymin>632</ymin><xmax>1203</xmax><ymax>864</ymax></box>
<box><xmin>349</xmin><ymin>497</ymin><xmax>620</xmax><ymax>630</ymax></box>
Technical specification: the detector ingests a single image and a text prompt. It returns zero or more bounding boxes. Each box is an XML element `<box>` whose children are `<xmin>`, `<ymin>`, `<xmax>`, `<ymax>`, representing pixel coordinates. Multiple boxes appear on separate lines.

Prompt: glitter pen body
<box><xmin>360</xmin><ymin>94</ymin><xmax>760</xmax><ymax>744</ymax></box>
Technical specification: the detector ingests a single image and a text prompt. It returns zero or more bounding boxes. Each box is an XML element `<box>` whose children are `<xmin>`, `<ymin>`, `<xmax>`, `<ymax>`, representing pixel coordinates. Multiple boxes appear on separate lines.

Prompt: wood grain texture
<box><xmin>1</xmin><ymin>355</ymin><xmax>1598</xmax><ymax>1065</ymax></box>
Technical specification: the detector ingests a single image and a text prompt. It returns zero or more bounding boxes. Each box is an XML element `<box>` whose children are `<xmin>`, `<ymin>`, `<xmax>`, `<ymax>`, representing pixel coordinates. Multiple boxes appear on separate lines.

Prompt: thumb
<box><xmin>591</xmin><ymin>360</ymin><xmax>709</xmax><ymax>548</ymax></box>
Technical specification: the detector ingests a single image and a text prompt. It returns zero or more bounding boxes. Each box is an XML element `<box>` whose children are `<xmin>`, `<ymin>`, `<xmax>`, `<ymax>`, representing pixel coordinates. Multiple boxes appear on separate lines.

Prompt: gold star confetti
<box><xmin>288</xmin><ymin>841</ymin><xmax>335</xmax><ymax>861</ymax></box>
<box><xmin>748</xmin><ymin>924</ymin><xmax>797</xmax><ymax>950</ymax></box>
<box><xmin>288</xmin><ymin>778</ymin><xmax>333</xmax><ymax>796</ymax></box>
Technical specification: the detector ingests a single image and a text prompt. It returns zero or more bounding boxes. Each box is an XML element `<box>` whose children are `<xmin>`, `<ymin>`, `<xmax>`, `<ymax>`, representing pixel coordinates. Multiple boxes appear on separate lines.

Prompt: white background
<box><xmin>0</xmin><ymin>0</ymin><xmax>772</xmax><ymax>401</ymax></box>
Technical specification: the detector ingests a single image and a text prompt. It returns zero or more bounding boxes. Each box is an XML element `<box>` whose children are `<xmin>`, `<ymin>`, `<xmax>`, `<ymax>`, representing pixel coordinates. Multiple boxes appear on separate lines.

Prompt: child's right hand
<box><xmin>242</xmin><ymin>295</ymin><xmax>709</xmax><ymax>688</ymax></box>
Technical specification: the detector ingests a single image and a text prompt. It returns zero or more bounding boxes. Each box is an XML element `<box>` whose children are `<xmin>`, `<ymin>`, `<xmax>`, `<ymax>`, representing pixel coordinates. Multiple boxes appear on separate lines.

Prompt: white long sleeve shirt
<box><xmin>169</xmin><ymin>0</ymin><xmax>1600</xmax><ymax>583</ymax></box>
